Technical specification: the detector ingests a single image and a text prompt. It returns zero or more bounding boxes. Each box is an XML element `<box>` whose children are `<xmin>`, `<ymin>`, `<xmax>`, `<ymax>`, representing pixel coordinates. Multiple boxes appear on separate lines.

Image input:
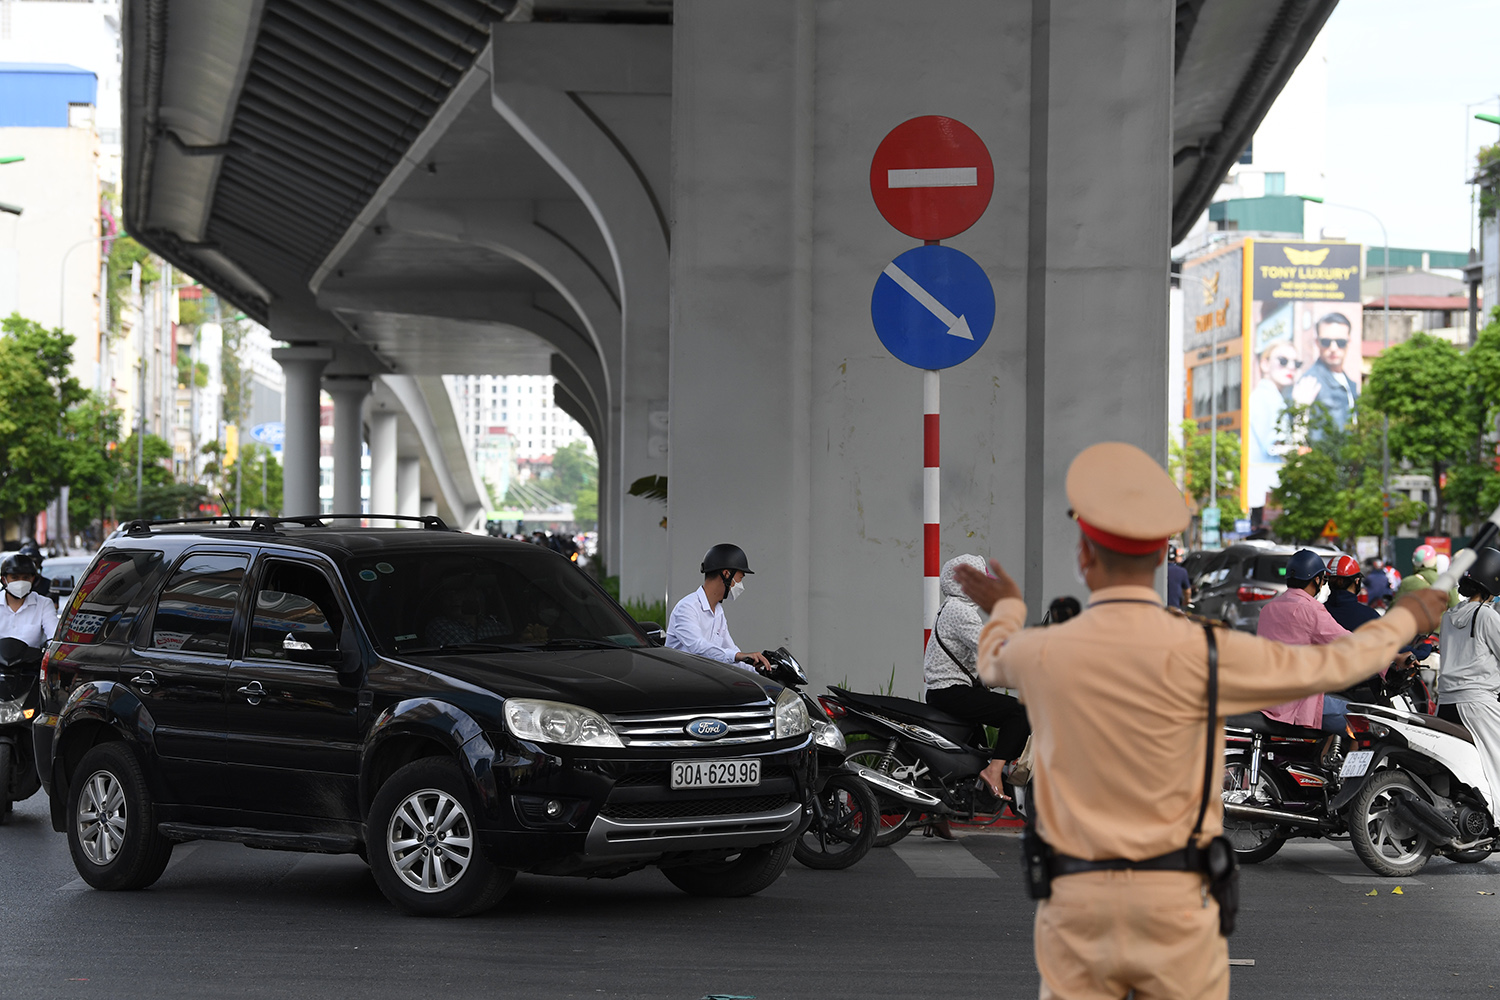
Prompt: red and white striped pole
<box><xmin>924</xmin><ymin>369</ymin><xmax>940</xmax><ymax>646</ymax></box>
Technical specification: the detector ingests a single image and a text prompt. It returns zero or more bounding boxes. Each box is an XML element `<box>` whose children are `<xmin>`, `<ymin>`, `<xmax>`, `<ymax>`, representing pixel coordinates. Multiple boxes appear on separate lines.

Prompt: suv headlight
<box><xmin>813</xmin><ymin>719</ymin><xmax>845</xmax><ymax>751</ymax></box>
<box><xmin>775</xmin><ymin>688</ymin><xmax>811</xmax><ymax>739</ymax></box>
<box><xmin>504</xmin><ymin>699</ymin><xmax>623</xmax><ymax>749</ymax></box>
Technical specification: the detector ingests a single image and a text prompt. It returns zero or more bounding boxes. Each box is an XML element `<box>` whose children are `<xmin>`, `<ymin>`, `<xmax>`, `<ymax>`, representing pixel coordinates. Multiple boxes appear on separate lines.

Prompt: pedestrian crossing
<box><xmin>890</xmin><ymin>836</ymin><xmax>1001</xmax><ymax>878</ymax></box>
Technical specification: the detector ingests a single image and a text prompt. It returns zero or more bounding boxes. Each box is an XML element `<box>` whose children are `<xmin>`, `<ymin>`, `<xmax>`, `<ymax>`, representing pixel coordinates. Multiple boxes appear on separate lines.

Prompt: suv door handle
<box><xmin>237</xmin><ymin>681</ymin><xmax>265</xmax><ymax>706</ymax></box>
<box><xmin>130</xmin><ymin>670</ymin><xmax>157</xmax><ymax>692</ymax></box>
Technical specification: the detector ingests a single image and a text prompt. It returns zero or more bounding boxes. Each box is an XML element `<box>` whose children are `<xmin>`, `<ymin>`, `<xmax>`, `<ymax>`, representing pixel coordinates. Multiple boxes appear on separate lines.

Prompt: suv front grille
<box><xmin>605</xmin><ymin>702</ymin><xmax>776</xmax><ymax>747</ymax></box>
<box><xmin>599</xmin><ymin>794</ymin><xmax>791</xmax><ymax>820</ymax></box>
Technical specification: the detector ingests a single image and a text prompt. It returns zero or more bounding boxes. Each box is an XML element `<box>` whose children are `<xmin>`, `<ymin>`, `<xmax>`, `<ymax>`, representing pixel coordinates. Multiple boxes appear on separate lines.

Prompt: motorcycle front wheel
<box><xmin>843</xmin><ymin>739</ymin><xmax>923</xmax><ymax>847</ymax></box>
<box><xmin>794</xmin><ymin>773</ymin><xmax>879</xmax><ymax>870</ymax></box>
<box><xmin>1348</xmin><ymin>770</ymin><xmax>1436</xmax><ymax>877</ymax></box>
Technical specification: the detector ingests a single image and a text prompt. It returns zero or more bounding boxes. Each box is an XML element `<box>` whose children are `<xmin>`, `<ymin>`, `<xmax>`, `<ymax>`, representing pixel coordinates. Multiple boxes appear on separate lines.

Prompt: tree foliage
<box><xmin>548</xmin><ymin>441</ymin><xmax>597</xmax><ymax>504</ymax></box>
<box><xmin>1362</xmin><ymin>332</ymin><xmax>1472</xmax><ymax>530</ymax></box>
<box><xmin>1270</xmin><ymin>404</ymin><xmax>1425</xmax><ymax>544</ymax></box>
<box><xmin>1168</xmin><ymin>420</ymin><xmax>1244</xmax><ymax>526</ymax></box>
<box><xmin>0</xmin><ymin>316</ymin><xmax>89</xmax><ymax>520</ymax></box>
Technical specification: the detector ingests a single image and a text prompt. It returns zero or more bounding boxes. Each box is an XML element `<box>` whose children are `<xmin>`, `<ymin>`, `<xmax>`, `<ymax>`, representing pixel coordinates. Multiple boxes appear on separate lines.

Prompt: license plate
<box><xmin>1340</xmin><ymin>750</ymin><xmax>1374</xmax><ymax>778</ymax></box>
<box><xmin>671</xmin><ymin>759</ymin><xmax>760</xmax><ymax>789</ymax></box>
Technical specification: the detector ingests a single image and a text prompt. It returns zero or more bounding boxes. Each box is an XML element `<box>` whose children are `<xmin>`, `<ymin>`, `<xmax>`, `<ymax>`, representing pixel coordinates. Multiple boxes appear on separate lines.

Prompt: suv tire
<box><xmin>67</xmin><ymin>742</ymin><xmax>174</xmax><ymax>890</ymax></box>
<box><xmin>662</xmin><ymin>839</ymin><xmax>794</xmax><ymax>897</ymax></box>
<box><xmin>368</xmin><ymin>757</ymin><xmax>513</xmax><ymax>917</ymax></box>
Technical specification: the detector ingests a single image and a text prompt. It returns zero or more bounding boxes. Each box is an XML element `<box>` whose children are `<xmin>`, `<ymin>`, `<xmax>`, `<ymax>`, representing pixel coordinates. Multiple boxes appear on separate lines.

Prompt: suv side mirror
<box><xmin>283</xmin><ymin>632</ymin><xmax>340</xmax><ymax>665</ymax></box>
<box><xmin>639</xmin><ymin>621</ymin><xmax>665</xmax><ymax>645</ymax></box>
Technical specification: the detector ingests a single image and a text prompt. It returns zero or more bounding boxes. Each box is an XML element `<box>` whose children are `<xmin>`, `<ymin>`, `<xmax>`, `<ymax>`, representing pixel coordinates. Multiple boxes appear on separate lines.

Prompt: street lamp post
<box><xmin>1300</xmin><ymin>195</ymin><xmax>1389</xmax><ymax>561</ymax></box>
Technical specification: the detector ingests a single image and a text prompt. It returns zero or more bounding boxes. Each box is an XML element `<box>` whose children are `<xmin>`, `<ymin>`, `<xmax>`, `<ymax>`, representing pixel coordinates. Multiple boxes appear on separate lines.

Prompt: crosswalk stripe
<box><xmin>890</xmin><ymin>838</ymin><xmax>999</xmax><ymax>878</ymax></box>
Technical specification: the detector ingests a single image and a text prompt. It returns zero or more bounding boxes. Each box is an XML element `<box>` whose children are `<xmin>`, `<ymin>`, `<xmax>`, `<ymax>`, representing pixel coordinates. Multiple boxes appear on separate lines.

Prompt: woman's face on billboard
<box><xmin>1262</xmin><ymin>342</ymin><xmax>1302</xmax><ymax>388</ymax></box>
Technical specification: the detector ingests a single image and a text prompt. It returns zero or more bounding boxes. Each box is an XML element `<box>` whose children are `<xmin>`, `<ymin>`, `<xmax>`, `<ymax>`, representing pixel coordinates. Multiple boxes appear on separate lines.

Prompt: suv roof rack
<box><xmin>119</xmin><ymin>513</ymin><xmax>452</xmax><ymax>536</ymax></box>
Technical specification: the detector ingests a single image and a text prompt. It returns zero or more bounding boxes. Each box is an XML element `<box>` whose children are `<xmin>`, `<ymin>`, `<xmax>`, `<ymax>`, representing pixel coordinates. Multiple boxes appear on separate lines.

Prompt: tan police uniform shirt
<box><xmin>977</xmin><ymin>584</ymin><xmax>1419</xmax><ymax>861</ymax></box>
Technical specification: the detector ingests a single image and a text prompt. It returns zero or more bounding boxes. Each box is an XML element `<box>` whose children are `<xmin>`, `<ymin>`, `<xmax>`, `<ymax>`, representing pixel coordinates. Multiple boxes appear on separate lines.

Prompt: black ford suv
<box><xmin>34</xmin><ymin>517</ymin><xmax>814</xmax><ymax>916</ymax></box>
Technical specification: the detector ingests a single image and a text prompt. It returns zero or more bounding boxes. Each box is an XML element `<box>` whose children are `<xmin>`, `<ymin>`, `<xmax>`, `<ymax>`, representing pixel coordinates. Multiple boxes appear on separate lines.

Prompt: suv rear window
<box><xmin>344</xmin><ymin>547</ymin><xmax>646</xmax><ymax>655</ymax></box>
<box><xmin>58</xmin><ymin>548</ymin><xmax>168</xmax><ymax>645</ymax></box>
<box><xmin>1244</xmin><ymin>556</ymin><xmax>1290</xmax><ymax>584</ymax></box>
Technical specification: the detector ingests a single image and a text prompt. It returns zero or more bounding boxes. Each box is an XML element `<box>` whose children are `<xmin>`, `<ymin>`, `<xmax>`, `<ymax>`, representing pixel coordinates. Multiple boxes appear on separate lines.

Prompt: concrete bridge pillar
<box><xmin>669</xmin><ymin>0</ymin><xmax>1170</xmax><ymax>695</ymax></box>
<box><xmin>271</xmin><ymin>344</ymin><xmax>333</xmax><ymax>518</ymax></box>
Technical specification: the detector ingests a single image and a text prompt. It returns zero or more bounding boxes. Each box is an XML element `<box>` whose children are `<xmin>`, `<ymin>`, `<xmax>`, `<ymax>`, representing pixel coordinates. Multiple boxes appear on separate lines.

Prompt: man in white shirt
<box><xmin>0</xmin><ymin>554</ymin><xmax>58</xmax><ymax>648</ymax></box>
<box><xmin>665</xmin><ymin>543</ymin><xmax>769</xmax><ymax>671</ymax></box>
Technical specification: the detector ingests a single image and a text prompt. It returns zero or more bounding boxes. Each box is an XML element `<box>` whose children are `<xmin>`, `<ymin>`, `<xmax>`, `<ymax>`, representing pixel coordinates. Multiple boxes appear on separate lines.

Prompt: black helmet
<box><xmin>700</xmin><ymin>543</ymin><xmax>753</xmax><ymax>576</ymax></box>
<box><xmin>1460</xmin><ymin>547</ymin><xmax>1500</xmax><ymax>599</ymax></box>
<box><xmin>16</xmin><ymin>539</ymin><xmax>40</xmax><ymax>558</ymax></box>
<box><xmin>1</xmin><ymin>554</ymin><xmax>38</xmax><ymax>578</ymax></box>
<box><xmin>1285</xmin><ymin>549</ymin><xmax>1327</xmax><ymax>586</ymax></box>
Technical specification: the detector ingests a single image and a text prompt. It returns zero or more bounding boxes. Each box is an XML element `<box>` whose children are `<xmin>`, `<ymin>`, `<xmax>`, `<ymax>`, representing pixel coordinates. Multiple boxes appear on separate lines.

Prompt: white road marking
<box><xmin>881</xmin><ymin>262</ymin><xmax>974</xmax><ymax>340</ymax></box>
<box><xmin>887</xmin><ymin>167</ymin><xmax>978</xmax><ymax>189</ymax></box>
<box><xmin>891</xmin><ymin>838</ymin><xmax>998</xmax><ymax>878</ymax></box>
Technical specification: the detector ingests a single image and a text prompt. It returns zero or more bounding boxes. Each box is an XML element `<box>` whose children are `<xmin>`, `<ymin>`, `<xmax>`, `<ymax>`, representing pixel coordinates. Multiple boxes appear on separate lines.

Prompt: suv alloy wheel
<box><xmin>367</xmin><ymin>757</ymin><xmax>514</xmax><ymax>916</ymax></box>
<box><xmin>66</xmin><ymin>743</ymin><xmax>174</xmax><ymax>890</ymax></box>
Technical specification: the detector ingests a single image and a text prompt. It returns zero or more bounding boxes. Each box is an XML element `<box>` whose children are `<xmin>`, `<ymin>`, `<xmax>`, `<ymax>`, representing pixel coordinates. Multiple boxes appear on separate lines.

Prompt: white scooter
<box><xmin>1338</xmin><ymin>701</ymin><xmax>1494</xmax><ymax>876</ymax></box>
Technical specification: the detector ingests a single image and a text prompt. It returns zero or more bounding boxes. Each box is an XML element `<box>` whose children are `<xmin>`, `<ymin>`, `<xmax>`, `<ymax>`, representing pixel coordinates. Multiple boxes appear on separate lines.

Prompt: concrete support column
<box><xmin>324</xmin><ymin>376</ymin><xmax>371</xmax><ymax>518</ymax></box>
<box><xmin>420</xmin><ymin>498</ymin><xmax>438</xmax><ymax>518</ymax></box>
<box><xmin>369</xmin><ymin>411</ymin><xmax>399</xmax><ymax>516</ymax></box>
<box><xmin>271</xmin><ymin>345</ymin><xmax>333</xmax><ymax>517</ymax></box>
<box><xmin>669</xmin><ymin>0</ymin><xmax>1169</xmax><ymax>696</ymax></box>
<box><xmin>396</xmin><ymin>458</ymin><xmax>421</xmax><ymax>517</ymax></box>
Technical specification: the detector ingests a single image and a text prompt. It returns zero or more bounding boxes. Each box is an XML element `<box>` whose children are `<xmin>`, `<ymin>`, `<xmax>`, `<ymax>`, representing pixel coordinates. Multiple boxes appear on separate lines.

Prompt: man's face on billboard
<box><xmin>1263</xmin><ymin>342</ymin><xmax>1301</xmax><ymax>388</ymax></box>
<box><xmin>1316</xmin><ymin>319</ymin><xmax>1349</xmax><ymax>371</ymax></box>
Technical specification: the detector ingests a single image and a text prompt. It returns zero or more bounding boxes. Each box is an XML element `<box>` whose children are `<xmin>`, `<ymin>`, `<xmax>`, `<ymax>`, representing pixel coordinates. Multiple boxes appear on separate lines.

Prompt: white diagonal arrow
<box><xmin>882</xmin><ymin>262</ymin><xmax>974</xmax><ymax>340</ymax></box>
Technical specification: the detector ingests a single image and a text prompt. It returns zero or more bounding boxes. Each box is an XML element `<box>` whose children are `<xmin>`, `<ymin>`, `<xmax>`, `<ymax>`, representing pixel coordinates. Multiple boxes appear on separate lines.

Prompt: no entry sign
<box><xmin>869</xmin><ymin>116</ymin><xmax>994</xmax><ymax>241</ymax></box>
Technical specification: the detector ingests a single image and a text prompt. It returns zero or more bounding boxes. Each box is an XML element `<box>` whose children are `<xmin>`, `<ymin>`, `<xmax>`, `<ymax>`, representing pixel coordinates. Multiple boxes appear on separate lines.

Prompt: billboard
<box><xmin>1182</xmin><ymin>240</ymin><xmax>1363</xmax><ymax>519</ymax></box>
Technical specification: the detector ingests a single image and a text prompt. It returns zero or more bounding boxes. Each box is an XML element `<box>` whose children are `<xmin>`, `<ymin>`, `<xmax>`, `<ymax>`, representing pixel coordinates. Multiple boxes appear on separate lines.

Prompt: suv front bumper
<box><xmin>479</xmin><ymin>735</ymin><xmax>815</xmax><ymax>874</ymax></box>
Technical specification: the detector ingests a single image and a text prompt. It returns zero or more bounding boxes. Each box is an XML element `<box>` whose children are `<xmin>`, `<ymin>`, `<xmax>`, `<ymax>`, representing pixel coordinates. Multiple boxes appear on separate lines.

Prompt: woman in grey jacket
<box><xmin>924</xmin><ymin>554</ymin><xmax>1030</xmax><ymax>802</ymax></box>
<box><xmin>1436</xmin><ymin>547</ymin><xmax>1500</xmax><ymax>806</ymax></box>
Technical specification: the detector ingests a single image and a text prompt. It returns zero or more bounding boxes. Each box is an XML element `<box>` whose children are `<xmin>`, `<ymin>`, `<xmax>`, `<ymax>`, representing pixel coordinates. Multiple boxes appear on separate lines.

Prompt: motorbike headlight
<box><xmin>0</xmin><ymin>696</ymin><xmax>24</xmax><ymax>726</ymax></box>
<box><xmin>813</xmin><ymin>719</ymin><xmax>845</xmax><ymax>751</ymax></box>
<box><xmin>503</xmin><ymin>699</ymin><xmax>623</xmax><ymax>749</ymax></box>
<box><xmin>775</xmin><ymin>687</ymin><xmax>810</xmax><ymax>739</ymax></box>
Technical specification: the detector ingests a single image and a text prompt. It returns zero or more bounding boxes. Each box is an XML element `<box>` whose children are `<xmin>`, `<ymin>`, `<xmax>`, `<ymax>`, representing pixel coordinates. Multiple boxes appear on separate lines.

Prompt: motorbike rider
<box><xmin>1436</xmin><ymin>546</ymin><xmax>1500</xmax><ymax>809</ymax></box>
<box><xmin>924</xmin><ymin>555</ymin><xmax>1030</xmax><ymax>813</ymax></box>
<box><xmin>1398</xmin><ymin>544</ymin><xmax>1459</xmax><ymax>608</ymax></box>
<box><xmin>1257</xmin><ymin>550</ymin><xmax>1362</xmax><ymax>733</ymax></box>
<box><xmin>1363</xmin><ymin>556</ymin><xmax>1393</xmax><ymax>609</ymax></box>
<box><xmin>665</xmin><ymin>544</ymin><xmax>769</xmax><ymax>671</ymax></box>
<box><xmin>1325</xmin><ymin>555</ymin><xmax>1379</xmax><ymax>632</ymax></box>
<box><xmin>14</xmin><ymin>540</ymin><xmax>50</xmax><ymax>601</ymax></box>
<box><xmin>0</xmin><ymin>554</ymin><xmax>57</xmax><ymax>647</ymax></box>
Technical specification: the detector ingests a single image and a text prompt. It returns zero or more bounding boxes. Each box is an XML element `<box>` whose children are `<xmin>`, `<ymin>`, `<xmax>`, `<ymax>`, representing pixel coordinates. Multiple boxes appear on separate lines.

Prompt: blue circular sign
<box><xmin>870</xmin><ymin>245</ymin><xmax>994</xmax><ymax>370</ymax></box>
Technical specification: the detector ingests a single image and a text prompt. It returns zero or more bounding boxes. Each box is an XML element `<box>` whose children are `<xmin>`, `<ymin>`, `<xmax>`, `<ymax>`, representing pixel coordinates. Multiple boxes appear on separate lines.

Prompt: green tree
<box><xmin>61</xmin><ymin>393</ymin><xmax>129</xmax><ymax>531</ymax></box>
<box><xmin>1270</xmin><ymin>404</ymin><xmax>1424</xmax><ymax>544</ymax></box>
<box><xmin>1168</xmin><ymin>420</ymin><xmax>1244</xmax><ymax>528</ymax></box>
<box><xmin>1445</xmin><ymin>313</ymin><xmax>1500</xmax><ymax>532</ymax></box>
<box><xmin>549</xmin><ymin>441</ymin><xmax>597</xmax><ymax>504</ymax></box>
<box><xmin>112</xmin><ymin>433</ymin><xmax>196</xmax><ymax>521</ymax></box>
<box><xmin>0</xmin><ymin>315</ymin><xmax>88</xmax><ymax>525</ymax></box>
<box><xmin>574</xmin><ymin>485</ymin><xmax>598</xmax><ymax>528</ymax></box>
<box><xmin>1363</xmin><ymin>333</ymin><xmax>1473</xmax><ymax>531</ymax></box>
<box><xmin>225</xmin><ymin>442</ymin><xmax>282</xmax><ymax>516</ymax></box>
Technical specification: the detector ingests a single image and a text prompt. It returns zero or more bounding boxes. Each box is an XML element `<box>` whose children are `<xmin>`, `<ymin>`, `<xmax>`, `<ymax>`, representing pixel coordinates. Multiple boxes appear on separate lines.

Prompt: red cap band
<box><xmin>1076</xmin><ymin>516</ymin><xmax>1168</xmax><ymax>556</ymax></box>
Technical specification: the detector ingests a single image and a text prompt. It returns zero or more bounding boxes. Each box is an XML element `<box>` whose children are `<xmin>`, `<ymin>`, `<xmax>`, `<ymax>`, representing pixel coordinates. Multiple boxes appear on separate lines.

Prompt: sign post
<box><xmin>869</xmin><ymin>116</ymin><xmax>994</xmax><ymax>645</ymax></box>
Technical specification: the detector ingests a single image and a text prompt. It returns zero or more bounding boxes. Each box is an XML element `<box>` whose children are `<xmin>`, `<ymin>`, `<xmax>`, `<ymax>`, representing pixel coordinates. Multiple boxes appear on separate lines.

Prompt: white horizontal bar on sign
<box><xmin>887</xmin><ymin>167</ymin><xmax>978</xmax><ymax>189</ymax></box>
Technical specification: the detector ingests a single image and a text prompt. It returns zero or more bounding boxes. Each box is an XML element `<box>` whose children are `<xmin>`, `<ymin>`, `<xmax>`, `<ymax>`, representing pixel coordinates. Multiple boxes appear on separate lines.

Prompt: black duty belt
<box><xmin>1050</xmin><ymin>848</ymin><xmax>1200</xmax><ymax>877</ymax></box>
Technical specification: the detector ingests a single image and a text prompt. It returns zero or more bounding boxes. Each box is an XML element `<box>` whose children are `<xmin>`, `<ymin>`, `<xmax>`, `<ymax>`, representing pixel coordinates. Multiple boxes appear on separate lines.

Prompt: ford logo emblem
<box><xmin>685</xmin><ymin>717</ymin><xmax>729</xmax><ymax>740</ymax></box>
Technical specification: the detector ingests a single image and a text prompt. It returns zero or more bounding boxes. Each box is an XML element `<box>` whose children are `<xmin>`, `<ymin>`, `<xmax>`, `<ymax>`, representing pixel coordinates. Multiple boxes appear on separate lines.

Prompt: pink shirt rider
<box><xmin>1257</xmin><ymin>587</ymin><xmax>1349</xmax><ymax>727</ymax></box>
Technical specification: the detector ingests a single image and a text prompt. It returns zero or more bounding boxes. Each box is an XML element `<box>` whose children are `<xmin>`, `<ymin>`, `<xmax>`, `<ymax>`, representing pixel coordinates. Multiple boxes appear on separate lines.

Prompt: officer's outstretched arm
<box><xmin>1217</xmin><ymin>589</ymin><xmax>1447</xmax><ymax>716</ymax></box>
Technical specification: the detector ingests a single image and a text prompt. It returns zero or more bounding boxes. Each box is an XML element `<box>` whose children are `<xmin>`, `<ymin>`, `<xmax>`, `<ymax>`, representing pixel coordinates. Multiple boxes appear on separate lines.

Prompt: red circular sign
<box><xmin>870</xmin><ymin>116</ymin><xmax>994</xmax><ymax>241</ymax></box>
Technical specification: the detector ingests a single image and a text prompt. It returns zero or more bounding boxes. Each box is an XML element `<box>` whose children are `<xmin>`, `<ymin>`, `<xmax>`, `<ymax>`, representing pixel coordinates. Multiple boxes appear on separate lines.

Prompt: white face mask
<box><xmin>1073</xmin><ymin>543</ymin><xmax>1088</xmax><ymax>588</ymax></box>
<box><xmin>729</xmin><ymin>579</ymin><xmax>745</xmax><ymax>601</ymax></box>
<box><xmin>5</xmin><ymin>580</ymin><xmax>31</xmax><ymax>600</ymax></box>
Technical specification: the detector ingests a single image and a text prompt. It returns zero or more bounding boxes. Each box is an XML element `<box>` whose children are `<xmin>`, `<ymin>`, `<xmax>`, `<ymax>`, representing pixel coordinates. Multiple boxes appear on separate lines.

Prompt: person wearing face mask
<box><xmin>0</xmin><ymin>554</ymin><xmax>57</xmax><ymax>648</ymax></box>
<box><xmin>665</xmin><ymin>543</ymin><xmax>769</xmax><ymax>671</ymax></box>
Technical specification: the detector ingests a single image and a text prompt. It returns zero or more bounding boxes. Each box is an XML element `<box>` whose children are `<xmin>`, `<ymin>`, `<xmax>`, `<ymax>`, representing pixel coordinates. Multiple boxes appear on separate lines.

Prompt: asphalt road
<box><xmin>3</xmin><ymin>790</ymin><xmax>1499</xmax><ymax>999</ymax></box>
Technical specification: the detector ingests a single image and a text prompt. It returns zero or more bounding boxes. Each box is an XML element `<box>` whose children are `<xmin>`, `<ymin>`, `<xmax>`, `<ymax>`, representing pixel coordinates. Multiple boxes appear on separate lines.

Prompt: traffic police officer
<box><xmin>956</xmin><ymin>442</ymin><xmax>1447</xmax><ymax>1000</ymax></box>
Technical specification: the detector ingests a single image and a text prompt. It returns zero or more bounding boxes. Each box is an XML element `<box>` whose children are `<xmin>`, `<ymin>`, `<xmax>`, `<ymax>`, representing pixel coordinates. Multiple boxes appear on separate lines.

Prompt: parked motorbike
<box><xmin>756</xmin><ymin>649</ymin><xmax>880</xmax><ymax>870</ymax></box>
<box><xmin>821</xmin><ymin>686</ymin><xmax>1024</xmax><ymax>846</ymax></box>
<box><xmin>0</xmin><ymin>637</ymin><xmax>42</xmax><ymax>821</ymax></box>
<box><xmin>1219</xmin><ymin>650</ymin><xmax>1490</xmax><ymax>874</ymax></box>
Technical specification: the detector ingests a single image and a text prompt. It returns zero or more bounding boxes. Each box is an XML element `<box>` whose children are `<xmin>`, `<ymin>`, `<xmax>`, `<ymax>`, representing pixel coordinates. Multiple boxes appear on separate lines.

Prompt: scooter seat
<box><xmin>827</xmin><ymin>686</ymin><xmax>966</xmax><ymax>728</ymax></box>
<box><xmin>1225</xmin><ymin>712</ymin><xmax>1326</xmax><ymax>740</ymax></box>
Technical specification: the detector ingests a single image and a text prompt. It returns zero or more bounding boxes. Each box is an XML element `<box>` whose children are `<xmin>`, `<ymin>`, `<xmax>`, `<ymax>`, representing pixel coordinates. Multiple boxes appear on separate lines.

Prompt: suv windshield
<box><xmin>343</xmin><ymin>546</ymin><xmax>646</xmax><ymax>655</ymax></box>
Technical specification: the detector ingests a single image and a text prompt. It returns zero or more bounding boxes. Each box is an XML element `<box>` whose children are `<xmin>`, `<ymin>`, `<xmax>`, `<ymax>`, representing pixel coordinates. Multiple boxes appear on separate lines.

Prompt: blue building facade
<box><xmin>0</xmin><ymin>63</ymin><xmax>97</xmax><ymax>127</ymax></box>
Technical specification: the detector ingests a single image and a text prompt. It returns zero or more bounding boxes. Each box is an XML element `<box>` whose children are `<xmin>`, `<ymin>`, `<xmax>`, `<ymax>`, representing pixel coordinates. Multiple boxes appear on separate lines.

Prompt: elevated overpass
<box><xmin>123</xmin><ymin>0</ymin><xmax>1333</xmax><ymax>694</ymax></box>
